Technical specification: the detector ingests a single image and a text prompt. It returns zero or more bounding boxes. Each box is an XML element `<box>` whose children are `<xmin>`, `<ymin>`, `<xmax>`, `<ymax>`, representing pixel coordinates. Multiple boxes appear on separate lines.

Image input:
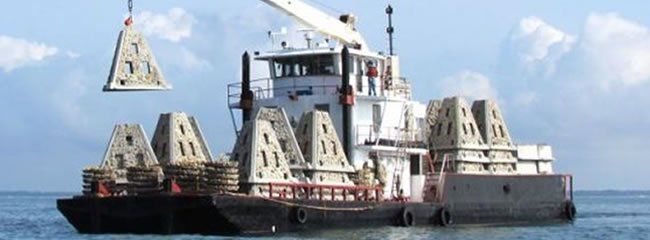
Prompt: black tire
<box><xmin>565</xmin><ymin>201</ymin><xmax>577</xmax><ymax>221</ymax></box>
<box><xmin>400</xmin><ymin>207</ymin><xmax>415</xmax><ymax>227</ymax></box>
<box><xmin>439</xmin><ymin>207</ymin><xmax>452</xmax><ymax>227</ymax></box>
<box><xmin>292</xmin><ymin>207</ymin><xmax>308</xmax><ymax>224</ymax></box>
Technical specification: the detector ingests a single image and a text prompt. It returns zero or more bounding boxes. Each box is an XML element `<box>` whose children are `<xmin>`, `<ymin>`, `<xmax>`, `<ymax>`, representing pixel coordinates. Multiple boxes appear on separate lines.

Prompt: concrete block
<box><xmin>104</xmin><ymin>25</ymin><xmax>171</xmax><ymax>91</ymax></box>
<box><xmin>151</xmin><ymin>112</ymin><xmax>213</xmax><ymax>165</ymax></box>
<box><xmin>100</xmin><ymin>124</ymin><xmax>159</xmax><ymax>182</ymax></box>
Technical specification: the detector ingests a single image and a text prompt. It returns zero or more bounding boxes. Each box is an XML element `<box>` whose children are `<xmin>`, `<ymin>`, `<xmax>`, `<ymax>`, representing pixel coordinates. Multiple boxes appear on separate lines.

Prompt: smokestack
<box><xmin>240</xmin><ymin>52</ymin><xmax>253</xmax><ymax>124</ymax></box>
<box><xmin>340</xmin><ymin>46</ymin><xmax>353</xmax><ymax>160</ymax></box>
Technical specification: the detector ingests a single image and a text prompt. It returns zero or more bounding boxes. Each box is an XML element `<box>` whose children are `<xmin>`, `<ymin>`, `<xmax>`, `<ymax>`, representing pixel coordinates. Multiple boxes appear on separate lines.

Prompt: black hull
<box><xmin>441</xmin><ymin>174</ymin><xmax>573</xmax><ymax>225</ymax></box>
<box><xmin>57</xmin><ymin>175</ymin><xmax>574</xmax><ymax>236</ymax></box>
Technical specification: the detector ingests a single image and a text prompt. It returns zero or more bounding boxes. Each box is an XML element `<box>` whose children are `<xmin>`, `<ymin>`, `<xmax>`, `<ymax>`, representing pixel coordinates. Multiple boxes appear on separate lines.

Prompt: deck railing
<box><xmin>267</xmin><ymin>182</ymin><xmax>383</xmax><ymax>202</ymax></box>
<box><xmin>228</xmin><ymin>78</ymin><xmax>341</xmax><ymax>107</ymax></box>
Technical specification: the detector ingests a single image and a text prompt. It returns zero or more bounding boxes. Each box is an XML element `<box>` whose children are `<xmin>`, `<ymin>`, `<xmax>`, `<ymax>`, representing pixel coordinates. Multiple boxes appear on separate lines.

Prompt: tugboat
<box><xmin>57</xmin><ymin>0</ymin><xmax>576</xmax><ymax>236</ymax></box>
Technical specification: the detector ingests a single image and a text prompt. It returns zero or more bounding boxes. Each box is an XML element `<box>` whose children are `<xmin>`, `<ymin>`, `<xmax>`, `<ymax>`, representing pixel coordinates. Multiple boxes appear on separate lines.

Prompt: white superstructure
<box><xmin>228</xmin><ymin>0</ymin><xmax>555</xmax><ymax>201</ymax></box>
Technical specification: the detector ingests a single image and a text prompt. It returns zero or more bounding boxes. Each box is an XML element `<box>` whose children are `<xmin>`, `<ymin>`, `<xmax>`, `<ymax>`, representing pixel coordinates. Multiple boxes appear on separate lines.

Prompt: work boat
<box><xmin>57</xmin><ymin>0</ymin><xmax>576</xmax><ymax>236</ymax></box>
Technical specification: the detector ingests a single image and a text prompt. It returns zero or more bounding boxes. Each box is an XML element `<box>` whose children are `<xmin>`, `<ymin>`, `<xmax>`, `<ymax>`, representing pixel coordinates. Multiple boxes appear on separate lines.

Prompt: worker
<box><xmin>383</xmin><ymin>65</ymin><xmax>393</xmax><ymax>89</ymax></box>
<box><xmin>366</xmin><ymin>61</ymin><xmax>378</xmax><ymax>96</ymax></box>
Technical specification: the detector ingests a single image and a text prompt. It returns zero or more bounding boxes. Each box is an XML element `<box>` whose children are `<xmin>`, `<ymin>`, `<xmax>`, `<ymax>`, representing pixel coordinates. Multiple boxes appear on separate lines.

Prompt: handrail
<box><xmin>267</xmin><ymin>182</ymin><xmax>383</xmax><ymax>202</ymax></box>
<box><xmin>228</xmin><ymin>78</ymin><xmax>341</xmax><ymax>104</ymax></box>
<box><xmin>355</xmin><ymin>124</ymin><xmax>425</xmax><ymax>146</ymax></box>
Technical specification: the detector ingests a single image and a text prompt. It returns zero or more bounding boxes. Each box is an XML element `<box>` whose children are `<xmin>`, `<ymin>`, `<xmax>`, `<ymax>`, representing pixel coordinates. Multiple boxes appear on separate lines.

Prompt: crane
<box><xmin>260</xmin><ymin>0</ymin><xmax>369</xmax><ymax>51</ymax></box>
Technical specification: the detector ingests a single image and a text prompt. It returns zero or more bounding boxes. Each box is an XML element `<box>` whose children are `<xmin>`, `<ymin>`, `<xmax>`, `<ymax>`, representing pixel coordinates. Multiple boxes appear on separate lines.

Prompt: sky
<box><xmin>1</xmin><ymin>0</ymin><xmax>649</xmax><ymax>191</ymax></box>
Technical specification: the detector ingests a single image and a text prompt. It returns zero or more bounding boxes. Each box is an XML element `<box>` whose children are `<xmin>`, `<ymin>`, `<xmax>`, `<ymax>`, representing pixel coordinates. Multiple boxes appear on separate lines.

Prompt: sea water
<box><xmin>1</xmin><ymin>191</ymin><xmax>648</xmax><ymax>239</ymax></box>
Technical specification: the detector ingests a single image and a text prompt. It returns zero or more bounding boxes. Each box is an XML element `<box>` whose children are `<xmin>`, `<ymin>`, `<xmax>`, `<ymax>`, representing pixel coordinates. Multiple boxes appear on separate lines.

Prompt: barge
<box><xmin>58</xmin><ymin>0</ymin><xmax>576</xmax><ymax>236</ymax></box>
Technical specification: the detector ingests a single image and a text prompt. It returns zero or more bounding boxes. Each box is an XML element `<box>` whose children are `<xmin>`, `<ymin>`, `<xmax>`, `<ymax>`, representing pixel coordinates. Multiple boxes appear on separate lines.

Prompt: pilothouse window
<box><xmin>273</xmin><ymin>55</ymin><xmax>336</xmax><ymax>78</ymax></box>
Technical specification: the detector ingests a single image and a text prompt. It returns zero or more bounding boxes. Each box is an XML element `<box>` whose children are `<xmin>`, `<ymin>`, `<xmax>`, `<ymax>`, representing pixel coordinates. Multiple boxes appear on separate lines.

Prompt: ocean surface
<box><xmin>1</xmin><ymin>191</ymin><xmax>649</xmax><ymax>239</ymax></box>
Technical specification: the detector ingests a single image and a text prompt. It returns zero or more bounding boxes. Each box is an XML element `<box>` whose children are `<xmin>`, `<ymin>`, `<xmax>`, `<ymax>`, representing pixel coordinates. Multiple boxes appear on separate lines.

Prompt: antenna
<box><xmin>386</xmin><ymin>5</ymin><xmax>395</xmax><ymax>56</ymax></box>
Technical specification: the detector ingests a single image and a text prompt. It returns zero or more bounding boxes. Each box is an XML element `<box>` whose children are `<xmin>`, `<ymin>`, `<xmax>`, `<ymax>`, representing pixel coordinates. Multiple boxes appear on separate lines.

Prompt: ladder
<box><xmin>389</xmin><ymin>104</ymin><xmax>411</xmax><ymax>199</ymax></box>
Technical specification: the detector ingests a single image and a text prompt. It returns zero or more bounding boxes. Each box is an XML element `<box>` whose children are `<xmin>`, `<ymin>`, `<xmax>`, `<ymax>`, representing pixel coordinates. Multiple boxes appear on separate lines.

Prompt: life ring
<box><xmin>439</xmin><ymin>207</ymin><xmax>452</xmax><ymax>227</ymax></box>
<box><xmin>292</xmin><ymin>207</ymin><xmax>308</xmax><ymax>224</ymax></box>
<box><xmin>399</xmin><ymin>207</ymin><xmax>415</xmax><ymax>227</ymax></box>
<box><xmin>565</xmin><ymin>201</ymin><xmax>577</xmax><ymax>221</ymax></box>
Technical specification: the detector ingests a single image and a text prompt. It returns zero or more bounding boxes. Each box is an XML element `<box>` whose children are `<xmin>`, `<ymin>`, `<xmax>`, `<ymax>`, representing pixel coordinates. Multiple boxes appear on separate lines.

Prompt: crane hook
<box><xmin>128</xmin><ymin>0</ymin><xmax>133</xmax><ymax>16</ymax></box>
<box><xmin>125</xmin><ymin>0</ymin><xmax>134</xmax><ymax>26</ymax></box>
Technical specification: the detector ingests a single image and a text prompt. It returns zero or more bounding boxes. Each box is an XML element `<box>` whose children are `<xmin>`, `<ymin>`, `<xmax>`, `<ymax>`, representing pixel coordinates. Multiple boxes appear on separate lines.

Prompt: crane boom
<box><xmin>260</xmin><ymin>0</ymin><xmax>368</xmax><ymax>50</ymax></box>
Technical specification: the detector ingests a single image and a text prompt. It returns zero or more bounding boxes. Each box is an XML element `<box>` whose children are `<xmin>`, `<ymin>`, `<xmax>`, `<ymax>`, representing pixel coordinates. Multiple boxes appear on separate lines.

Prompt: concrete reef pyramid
<box><xmin>104</xmin><ymin>25</ymin><xmax>171</xmax><ymax>91</ymax></box>
<box><xmin>295</xmin><ymin>110</ymin><xmax>355</xmax><ymax>185</ymax></box>
<box><xmin>151</xmin><ymin>112</ymin><xmax>214</xmax><ymax>165</ymax></box>
<box><xmin>255</xmin><ymin>108</ymin><xmax>308</xmax><ymax>177</ymax></box>
<box><xmin>428</xmin><ymin>97</ymin><xmax>489</xmax><ymax>173</ymax></box>
<box><xmin>100</xmin><ymin>124</ymin><xmax>159</xmax><ymax>182</ymax></box>
<box><xmin>232</xmin><ymin>108</ymin><xmax>298</xmax><ymax>196</ymax></box>
<box><xmin>472</xmin><ymin>100</ymin><xmax>517</xmax><ymax>173</ymax></box>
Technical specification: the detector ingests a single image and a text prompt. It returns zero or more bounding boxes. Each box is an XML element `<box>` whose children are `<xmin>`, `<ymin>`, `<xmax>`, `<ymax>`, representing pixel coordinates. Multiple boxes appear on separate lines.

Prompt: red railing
<box><xmin>267</xmin><ymin>182</ymin><xmax>383</xmax><ymax>202</ymax></box>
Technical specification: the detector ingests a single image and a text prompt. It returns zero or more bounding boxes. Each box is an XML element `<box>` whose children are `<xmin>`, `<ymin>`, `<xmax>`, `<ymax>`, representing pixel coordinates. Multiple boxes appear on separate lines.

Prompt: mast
<box><xmin>386</xmin><ymin>5</ymin><xmax>395</xmax><ymax>56</ymax></box>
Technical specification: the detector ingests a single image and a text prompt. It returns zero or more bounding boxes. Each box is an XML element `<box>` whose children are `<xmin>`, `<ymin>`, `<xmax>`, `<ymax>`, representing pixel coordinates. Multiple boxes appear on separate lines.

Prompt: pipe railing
<box><xmin>228</xmin><ymin>78</ymin><xmax>341</xmax><ymax>105</ymax></box>
<box><xmin>267</xmin><ymin>182</ymin><xmax>383</xmax><ymax>202</ymax></box>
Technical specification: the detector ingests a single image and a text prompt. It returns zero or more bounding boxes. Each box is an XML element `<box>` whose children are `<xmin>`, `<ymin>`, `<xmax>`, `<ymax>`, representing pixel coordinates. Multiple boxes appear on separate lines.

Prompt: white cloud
<box><xmin>506</xmin><ymin>16</ymin><xmax>575</xmax><ymax>76</ymax></box>
<box><xmin>135</xmin><ymin>8</ymin><xmax>197</xmax><ymax>43</ymax></box>
<box><xmin>439</xmin><ymin>71</ymin><xmax>497</xmax><ymax>100</ymax></box>
<box><xmin>65</xmin><ymin>51</ymin><xmax>81</xmax><ymax>59</ymax></box>
<box><xmin>157</xmin><ymin>46</ymin><xmax>211</xmax><ymax>72</ymax></box>
<box><xmin>577</xmin><ymin>13</ymin><xmax>650</xmax><ymax>89</ymax></box>
<box><xmin>0</xmin><ymin>35</ymin><xmax>58</xmax><ymax>72</ymax></box>
<box><xmin>176</xmin><ymin>47</ymin><xmax>211</xmax><ymax>71</ymax></box>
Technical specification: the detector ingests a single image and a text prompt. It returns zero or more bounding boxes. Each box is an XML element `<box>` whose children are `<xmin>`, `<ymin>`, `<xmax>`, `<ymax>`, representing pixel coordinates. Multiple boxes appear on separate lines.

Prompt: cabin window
<box><xmin>272</xmin><ymin>54</ymin><xmax>336</xmax><ymax>78</ymax></box>
<box><xmin>410</xmin><ymin>155</ymin><xmax>421</xmax><ymax>175</ymax></box>
<box><xmin>372</xmin><ymin>104</ymin><xmax>382</xmax><ymax>131</ymax></box>
<box><xmin>356</xmin><ymin>57</ymin><xmax>364</xmax><ymax>92</ymax></box>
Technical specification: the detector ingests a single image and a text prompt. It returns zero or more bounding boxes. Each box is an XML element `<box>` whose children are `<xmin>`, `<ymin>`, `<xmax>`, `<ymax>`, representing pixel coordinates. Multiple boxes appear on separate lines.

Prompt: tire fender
<box><xmin>292</xmin><ymin>207</ymin><xmax>308</xmax><ymax>224</ymax></box>
<box><xmin>439</xmin><ymin>207</ymin><xmax>452</xmax><ymax>227</ymax></box>
<box><xmin>400</xmin><ymin>207</ymin><xmax>415</xmax><ymax>227</ymax></box>
<box><xmin>565</xmin><ymin>201</ymin><xmax>577</xmax><ymax>221</ymax></box>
